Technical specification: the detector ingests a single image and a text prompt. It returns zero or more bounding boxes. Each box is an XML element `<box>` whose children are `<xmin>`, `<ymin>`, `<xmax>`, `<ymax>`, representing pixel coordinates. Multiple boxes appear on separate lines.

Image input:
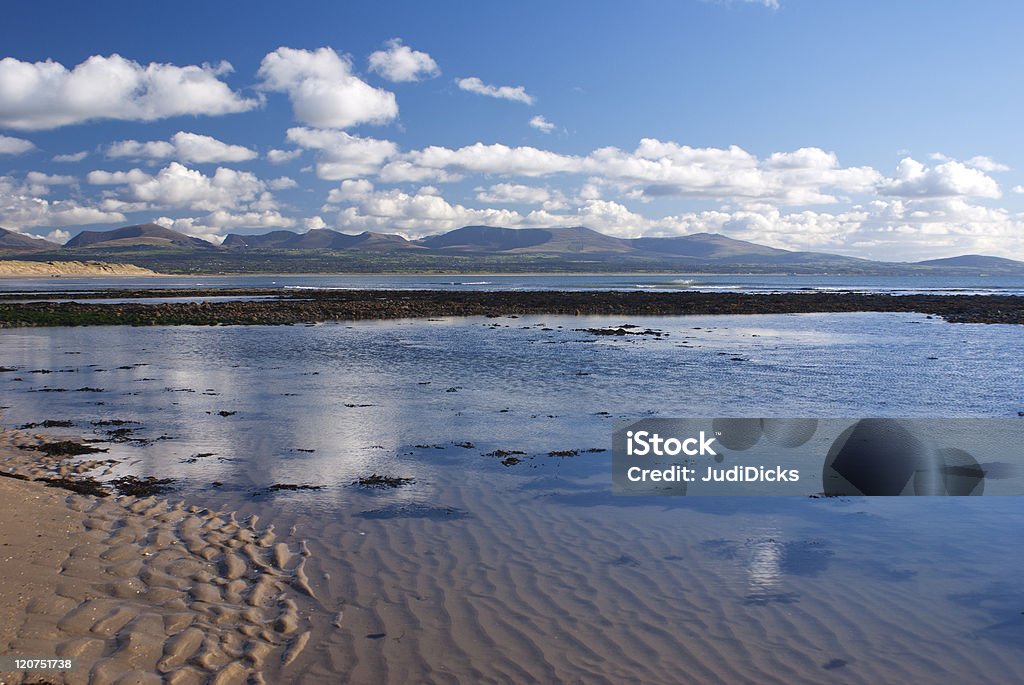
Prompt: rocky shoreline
<box><xmin>0</xmin><ymin>289</ymin><xmax>1022</xmax><ymax>326</ymax></box>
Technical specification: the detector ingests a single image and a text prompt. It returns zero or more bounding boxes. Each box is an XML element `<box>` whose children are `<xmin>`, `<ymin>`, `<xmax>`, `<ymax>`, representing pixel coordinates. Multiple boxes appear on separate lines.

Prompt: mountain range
<box><xmin>1</xmin><ymin>223</ymin><xmax>1022</xmax><ymax>275</ymax></box>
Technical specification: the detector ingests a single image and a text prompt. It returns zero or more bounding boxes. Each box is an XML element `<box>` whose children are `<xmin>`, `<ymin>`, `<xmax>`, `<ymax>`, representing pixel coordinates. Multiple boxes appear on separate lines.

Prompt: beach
<box><xmin>0</xmin><ymin>429</ymin><xmax>317</xmax><ymax>685</ymax></box>
<box><xmin>1</xmin><ymin>303</ymin><xmax>1022</xmax><ymax>683</ymax></box>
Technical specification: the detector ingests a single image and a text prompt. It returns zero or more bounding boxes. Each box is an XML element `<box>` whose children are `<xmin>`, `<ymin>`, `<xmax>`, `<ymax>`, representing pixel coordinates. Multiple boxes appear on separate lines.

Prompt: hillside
<box><xmin>65</xmin><ymin>223</ymin><xmax>215</xmax><ymax>250</ymax></box>
<box><xmin>0</xmin><ymin>228</ymin><xmax>61</xmax><ymax>252</ymax></box>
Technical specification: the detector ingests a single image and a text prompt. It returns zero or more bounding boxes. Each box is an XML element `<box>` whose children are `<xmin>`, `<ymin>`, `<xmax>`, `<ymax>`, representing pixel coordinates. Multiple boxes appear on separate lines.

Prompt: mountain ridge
<box><xmin>2</xmin><ymin>224</ymin><xmax>1022</xmax><ymax>275</ymax></box>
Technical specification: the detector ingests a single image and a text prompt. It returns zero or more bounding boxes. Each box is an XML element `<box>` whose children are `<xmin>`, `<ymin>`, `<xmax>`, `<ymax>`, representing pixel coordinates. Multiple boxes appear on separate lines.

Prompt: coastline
<box><xmin>0</xmin><ymin>428</ymin><xmax>317</xmax><ymax>685</ymax></box>
<box><xmin>1</xmin><ymin>288</ymin><xmax>1021</xmax><ymax>326</ymax></box>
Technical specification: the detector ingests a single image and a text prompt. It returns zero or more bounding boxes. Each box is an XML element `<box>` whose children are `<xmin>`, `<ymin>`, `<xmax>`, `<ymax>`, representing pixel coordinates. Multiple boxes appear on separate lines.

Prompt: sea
<box><xmin>0</xmin><ymin>275</ymin><xmax>1022</xmax><ymax>683</ymax></box>
<box><xmin>1</xmin><ymin>272</ymin><xmax>1024</xmax><ymax>296</ymax></box>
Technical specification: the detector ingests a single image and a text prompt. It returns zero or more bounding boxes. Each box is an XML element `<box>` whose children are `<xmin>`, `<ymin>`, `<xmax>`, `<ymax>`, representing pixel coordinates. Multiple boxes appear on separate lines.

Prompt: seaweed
<box><xmin>31</xmin><ymin>440</ymin><xmax>108</xmax><ymax>457</ymax></box>
<box><xmin>354</xmin><ymin>474</ymin><xmax>415</xmax><ymax>488</ymax></box>
<box><xmin>37</xmin><ymin>476</ymin><xmax>109</xmax><ymax>498</ymax></box>
<box><xmin>109</xmin><ymin>475</ymin><xmax>175</xmax><ymax>496</ymax></box>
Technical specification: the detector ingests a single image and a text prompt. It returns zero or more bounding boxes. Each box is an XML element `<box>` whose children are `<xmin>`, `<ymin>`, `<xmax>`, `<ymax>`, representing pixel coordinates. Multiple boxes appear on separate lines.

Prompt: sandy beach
<box><xmin>1</xmin><ymin>309</ymin><xmax>1022</xmax><ymax>684</ymax></box>
<box><xmin>0</xmin><ymin>429</ymin><xmax>316</xmax><ymax>685</ymax></box>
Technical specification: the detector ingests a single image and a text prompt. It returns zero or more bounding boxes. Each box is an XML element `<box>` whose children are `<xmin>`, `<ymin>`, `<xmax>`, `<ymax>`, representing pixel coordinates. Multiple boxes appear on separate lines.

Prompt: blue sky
<box><xmin>1</xmin><ymin>0</ymin><xmax>1022</xmax><ymax>259</ymax></box>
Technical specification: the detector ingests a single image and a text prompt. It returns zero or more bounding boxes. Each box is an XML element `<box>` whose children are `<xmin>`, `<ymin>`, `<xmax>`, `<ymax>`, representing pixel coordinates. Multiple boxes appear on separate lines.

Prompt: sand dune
<box><xmin>0</xmin><ymin>260</ymin><xmax>157</xmax><ymax>277</ymax></box>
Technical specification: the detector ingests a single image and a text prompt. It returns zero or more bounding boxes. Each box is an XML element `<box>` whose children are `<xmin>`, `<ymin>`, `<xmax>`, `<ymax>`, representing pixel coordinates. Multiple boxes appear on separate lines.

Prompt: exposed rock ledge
<box><xmin>0</xmin><ymin>260</ymin><xmax>158</xmax><ymax>277</ymax></box>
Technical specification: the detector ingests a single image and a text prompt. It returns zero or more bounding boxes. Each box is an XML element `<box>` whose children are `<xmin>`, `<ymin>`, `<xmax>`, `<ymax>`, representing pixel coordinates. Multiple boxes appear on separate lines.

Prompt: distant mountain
<box><xmin>223</xmin><ymin>229</ymin><xmax>419</xmax><ymax>251</ymax></box>
<box><xmin>8</xmin><ymin>222</ymin><xmax>1023</xmax><ymax>275</ymax></box>
<box><xmin>915</xmin><ymin>254</ymin><xmax>1024</xmax><ymax>270</ymax></box>
<box><xmin>417</xmin><ymin>225</ymin><xmax>633</xmax><ymax>253</ymax></box>
<box><xmin>630</xmin><ymin>232</ymin><xmax>787</xmax><ymax>259</ymax></box>
<box><xmin>0</xmin><ymin>227</ymin><xmax>60</xmax><ymax>252</ymax></box>
<box><xmin>65</xmin><ymin>223</ymin><xmax>215</xmax><ymax>249</ymax></box>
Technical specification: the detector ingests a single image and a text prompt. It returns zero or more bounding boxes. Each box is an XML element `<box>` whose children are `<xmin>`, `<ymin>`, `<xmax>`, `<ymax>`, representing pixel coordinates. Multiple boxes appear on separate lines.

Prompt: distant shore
<box><xmin>0</xmin><ymin>260</ymin><xmax>158</xmax><ymax>277</ymax></box>
<box><xmin>0</xmin><ymin>288</ymin><xmax>1021</xmax><ymax>326</ymax></box>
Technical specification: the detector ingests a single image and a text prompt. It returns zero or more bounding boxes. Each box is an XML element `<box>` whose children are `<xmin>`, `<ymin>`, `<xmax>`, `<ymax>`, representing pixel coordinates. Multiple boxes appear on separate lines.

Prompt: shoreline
<box><xmin>1</xmin><ymin>289</ymin><xmax>1022</xmax><ymax>326</ymax></box>
<box><xmin>0</xmin><ymin>427</ymin><xmax>317</xmax><ymax>684</ymax></box>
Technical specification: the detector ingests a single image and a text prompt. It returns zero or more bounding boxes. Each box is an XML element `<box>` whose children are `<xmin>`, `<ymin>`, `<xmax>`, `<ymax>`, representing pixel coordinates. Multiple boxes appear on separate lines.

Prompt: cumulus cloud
<box><xmin>326</xmin><ymin>178</ymin><xmax>374</xmax><ymax>203</ymax></box>
<box><xmin>87</xmin><ymin>162</ymin><xmax>265</xmax><ymax>212</ymax></box>
<box><xmin>368</xmin><ymin>39</ymin><xmax>440</xmax><ymax>82</ymax></box>
<box><xmin>286</xmin><ymin>127</ymin><xmax>398</xmax><ymax>180</ymax></box>
<box><xmin>930</xmin><ymin>152</ymin><xmax>1009</xmax><ymax>172</ymax></box>
<box><xmin>475</xmin><ymin>183</ymin><xmax>551</xmax><ymax>204</ymax></box>
<box><xmin>391</xmin><ymin>142</ymin><xmax>581</xmax><ymax>180</ymax></box>
<box><xmin>23</xmin><ymin>171</ymin><xmax>76</xmax><ymax>194</ymax></box>
<box><xmin>879</xmin><ymin>157</ymin><xmax>1001</xmax><ymax>199</ymax></box>
<box><xmin>25</xmin><ymin>171</ymin><xmax>75</xmax><ymax>186</ymax></box>
<box><xmin>258</xmin><ymin>47</ymin><xmax>398</xmax><ymax>129</ymax></box>
<box><xmin>0</xmin><ymin>54</ymin><xmax>256</xmax><ymax>130</ymax></box>
<box><xmin>268</xmin><ymin>176</ymin><xmax>298</xmax><ymax>190</ymax></box>
<box><xmin>267</xmin><ymin>148</ymin><xmax>302</xmax><ymax>164</ymax></box>
<box><xmin>333</xmin><ymin>186</ymin><xmax>523</xmax><ymax>236</ymax></box>
<box><xmin>107</xmin><ymin>131</ymin><xmax>257</xmax><ymax>164</ymax></box>
<box><xmin>379</xmin><ymin>139</ymin><xmax>879</xmax><ymax>205</ymax></box>
<box><xmin>154</xmin><ymin>210</ymin><xmax>296</xmax><ymax>243</ymax></box>
<box><xmin>0</xmin><ymin>175</ymin><xmax>125</xmax><ymax>228</ymax></box>
<box><xmin>53</xmin><ymin>150</ymin><xmax>88</xmax><ymax>163</ymax></box>
<box><xmin>0</xmin><ymin>134</ymin><xmax>35</xmax><ymax>155</ymax></box>
<box><xmin>456</xmin><ymin>77</ymin><xmax>534</xmax><ymax>104</ymax></box>
<box><xmin>529</xmin><ymin>115</ymin><xmax>555</xmax><ymax>133</ymax></box>
<box><xmin>42</xmin><ymin>228</ymin><xmax>71</xmax><ymax>244</ymax></box>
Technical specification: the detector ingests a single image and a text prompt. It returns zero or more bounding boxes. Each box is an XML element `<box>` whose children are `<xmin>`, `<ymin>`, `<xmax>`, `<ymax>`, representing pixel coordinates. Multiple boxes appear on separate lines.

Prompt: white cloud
<box><xmin>52</xmin><ymin>150</ymin><xmax>88</xmax><ymax>163</ymax></box>
<box><xmin>154</xmin><ymin>209</ymin><xmax>296</xmax><ymax>243</ymax></box>
<box><xmin>0</xmin><ymin>175</ymin><xmax>125</xmax><ymax>228</ymax></box>
<box><xmin>392</xmin><ymin>142</ymin><xmax>581</xmax><ymax>179</ymax></box>
<box><xmin>163</xmin><ymin>131</ymin><xmax>256</xmax><ymax>164</ymax></box>
<box><xmin>376</xmin><ymin>139</ymin><xmax>882</xmax><ymax>204</ymax></box>
<box><xmin>368</xmin><ymin>39</ymin><xmax>440</xmax><ymax>82</ymax></box>
<box><xmin>931</xmin><ymin>152</ymin><xmax>1009</xmax><ymax>173</ymax></box>
<box><xmin>43</xmin><ymin>228</ymin><xmax>71</xmax><ymax>244</ymax></box>
<box><xmin>268</xmin><ymin>176</ymin><xmax>298</xmax><ymax>190</ymax></box>
<box><xmin>304</xmin><ymin>216</ymin><xmax>327</xmax><ymax>230</ymax></box>
<box><xmin>965</xmin><ymin>155</ymin><xmax>1009</xmax><ymax>172</ymax></box>
<box><xmin>107</xmin><ymin>131</ymin><xmax>257</xmax><ymax>164</ymax></box>
<box><xmin>286</xmin><ymin>127</ymin><xmax>398</xmax><ymax>180</ymax></box>
<box><xmin>267</xmin><ymin>148</ymin><xmax>302</xmax><ymax>164</ymax></box>
<box><xmin>0</xmin><ymin>134</ymin><xmax>34</xmax><ymax>155</ymax></box>
<box><xmin>86</xmin><ymin>168</ymin><xmax>152</xmax><ymax>185</ymax></box>
<box><xmin>26</xmin><ymin>171</ymin><xmax>76</xmax><ymax>186</ymax></box>
<box><xmin>1012</xmin><ymin>185</ymin><xmax>1024</xmax><ymax>194</ymax></box>
<box><xmin>456</xmin><ymin>77</ymin><xmax>534</xmax><ymax>104</ymax></box>
<box><xmin>107</xmin><ymin>139</ymin><xmax>175</xmax><ymax>160</ymax></box>
<box><xmin>326</xmin><ymin>178</ymin><xmax>374</xmax><ymax>203</ymax></box>
<box><xmin>0</xmin><ymin>54</ymin><xmax>256</xmax><ymax>130</ymax></box>
<box><xmin>257</xmin><ymin>47</ymin><xmax>398</xmax><ymax>129</ymax></box>
<box><xmin>88</xmin><ymin>162</ymin><xmax>265</xmax><ymax>212</ymax></box>
<box><xmin>332</xmin><ymin>186</ymin><xmax>524</xmax><ymax>236</ymax></box>
<box><xmin>529</xmin><ymin>115</ymin><xmax>555</xmax><ymax>133</ymax></box>
<box><xmin>476</xmin><ymin>183</ymin><xmax>551</xmax><ymax>204</ymax></box>
<box><xmin>879</xmin><ymin>157</ymin><xmax>1001</xmax><ymax>199</ymax></box>
<box><xmin>705</xmin><ymin>0</ymin><xmax>780</xmax><ymax>8</ymax></box>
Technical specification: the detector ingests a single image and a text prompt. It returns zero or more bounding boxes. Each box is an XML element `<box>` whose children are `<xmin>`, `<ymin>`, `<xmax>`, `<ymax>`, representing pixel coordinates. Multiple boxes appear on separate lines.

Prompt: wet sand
<box><xmin>0</xmin><ymin>430</ymin><xmax>316</xmax><ymax>685</ymax></box>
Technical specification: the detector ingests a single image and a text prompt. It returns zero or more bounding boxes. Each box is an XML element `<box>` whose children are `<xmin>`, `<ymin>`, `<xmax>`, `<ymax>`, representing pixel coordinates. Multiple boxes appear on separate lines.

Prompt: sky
<box><xmin>1</xmin><ymin>0</ymin><xmax>1023</xmax><ymax>260</ymax></box>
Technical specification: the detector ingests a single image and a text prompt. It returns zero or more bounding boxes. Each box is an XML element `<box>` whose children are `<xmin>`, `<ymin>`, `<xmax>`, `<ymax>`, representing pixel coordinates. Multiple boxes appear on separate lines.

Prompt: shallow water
<box><xmin>1</xmin><ymin>312</ymin><xmax>1022</xmax><ymax>683</ymax></box>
